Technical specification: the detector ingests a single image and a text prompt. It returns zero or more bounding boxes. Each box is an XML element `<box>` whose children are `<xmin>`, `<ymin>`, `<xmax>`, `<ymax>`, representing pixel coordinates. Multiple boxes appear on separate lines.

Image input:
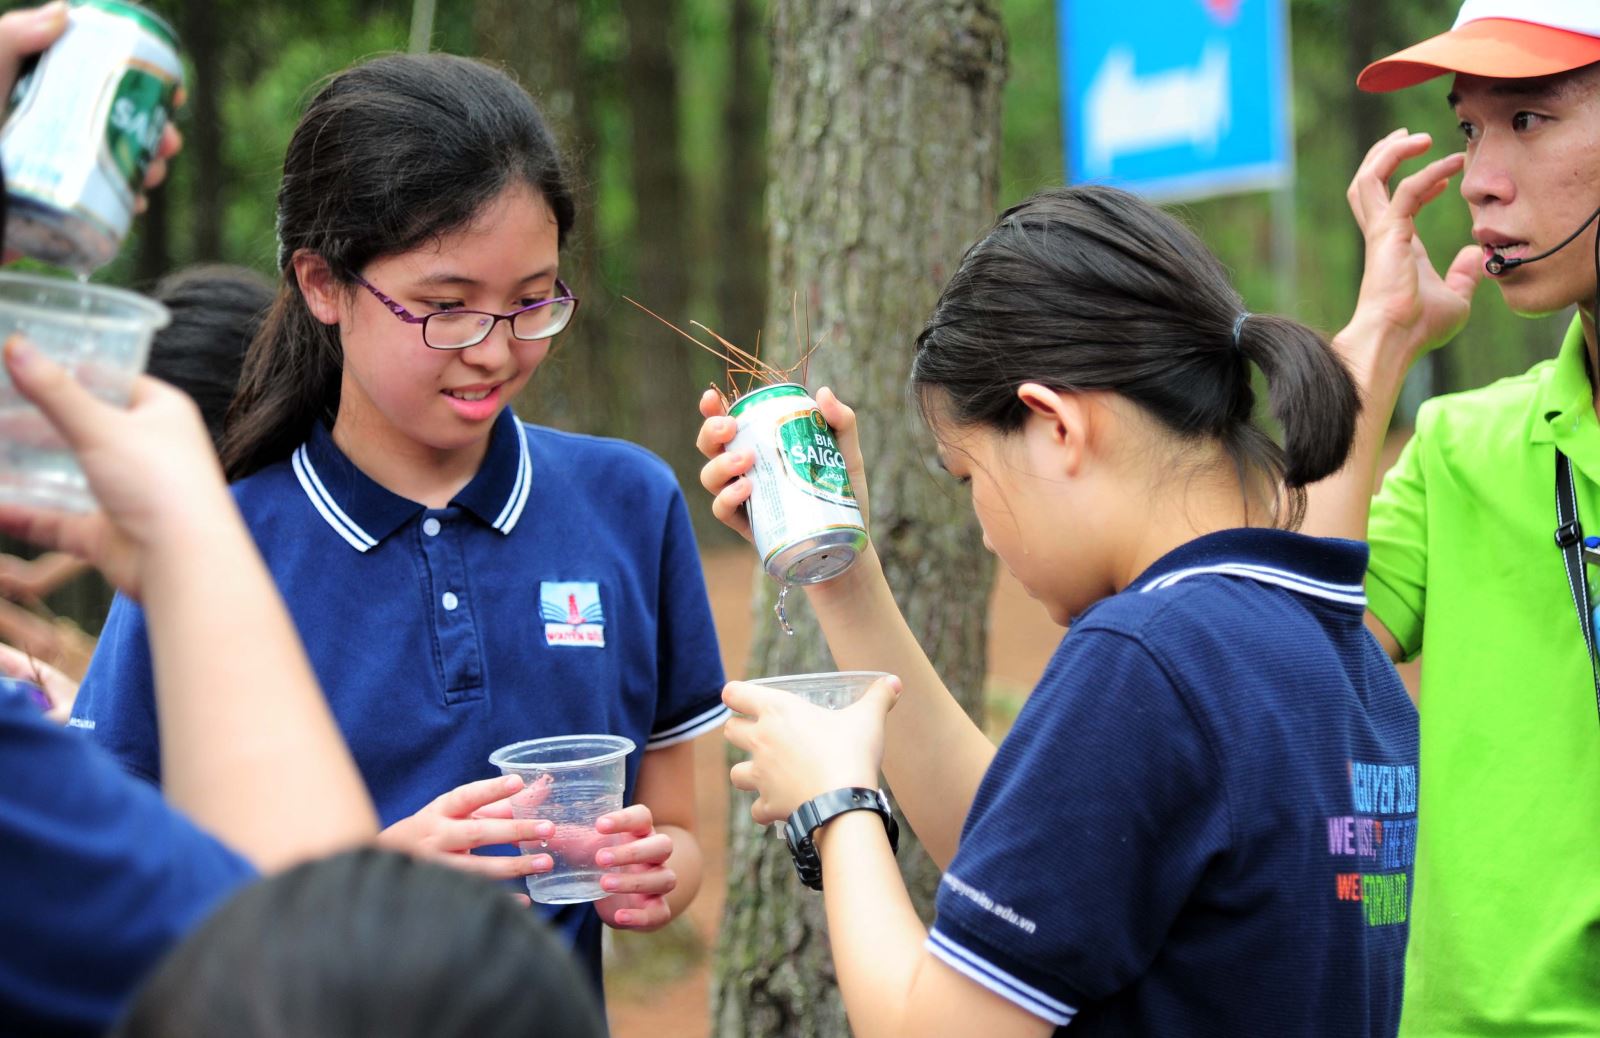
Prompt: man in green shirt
<box><xmin>1306</xmin><ymin>2</ymin><xmax>1600</xmax><ymax>1034</ymax></box>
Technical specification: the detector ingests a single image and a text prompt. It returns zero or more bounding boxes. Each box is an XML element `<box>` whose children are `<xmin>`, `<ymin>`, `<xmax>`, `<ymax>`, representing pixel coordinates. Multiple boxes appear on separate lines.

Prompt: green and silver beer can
<box><xmin>1</xmin><ymin>0</ymin><xmax>183</xmax><ymax>273</ymax></box>
<box><xmin>728</xmin><ymin>382</ymin><xmax>868</xmax><ymax>585</ymax></box>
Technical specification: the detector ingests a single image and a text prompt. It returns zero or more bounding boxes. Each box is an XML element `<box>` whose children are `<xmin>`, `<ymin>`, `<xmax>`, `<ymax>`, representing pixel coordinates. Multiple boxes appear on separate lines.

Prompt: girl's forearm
<box><xmin>803</xmin><ymin>548</ymin><xmax>995</xmax><ymax>868</ymax></box>
<box><xmin>815</xmin><ymin>813</ymin><xmax>1059</xmax><ymax>1038</ymax></box>
<box><xmin>656</xmin><ymin>822</ymin><xmax>703</xmax><ymax>919</ymax></box>
<box><xmin>816</xmin><ymin>810</ymin><xmax>930</xmax><ymax>1037</ymax></box>
<box><xmin>1301</xmin><ymin>317</ymin><xmax>1415</xmax><ymax>542</ymax></box>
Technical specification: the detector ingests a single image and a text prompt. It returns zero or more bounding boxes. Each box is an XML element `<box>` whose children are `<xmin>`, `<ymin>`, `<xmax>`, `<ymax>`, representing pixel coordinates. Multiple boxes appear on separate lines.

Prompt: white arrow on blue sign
<box><xmin>1060</xmin><ymin>0</ymin><xmax>1292</xmax><ymax>201</ymax></box>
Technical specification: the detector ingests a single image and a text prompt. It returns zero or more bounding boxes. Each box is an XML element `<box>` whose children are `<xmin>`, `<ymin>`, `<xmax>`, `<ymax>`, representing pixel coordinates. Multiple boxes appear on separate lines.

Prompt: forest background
<box><xmin>2</xmin><ymin>1</ymin><xmax>1557</xmax><ymax>1034</ymax></box>
<box><xmin>23</xmin><ymin>0</ymin><xmax>1571</xmax><ymax>617</ymax></box>
<box><xmin>20</xmin><ymin>0</ymin><xmax>1569</xmax><ymax>633</ymax></box>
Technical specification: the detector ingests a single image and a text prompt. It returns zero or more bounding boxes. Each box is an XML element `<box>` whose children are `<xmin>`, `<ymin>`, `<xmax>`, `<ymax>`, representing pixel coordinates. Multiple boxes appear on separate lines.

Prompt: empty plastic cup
<box><xmin>740</xmin><ymin>671</ymin><xmax>891</xmax><ymax>838</ymax></box>
<box><xmin>488</xmin><ymin>734</ymin><xmax>635</xmax><ymax>905</ymax></box>
<box><xmin>0</xmin><ymin>272</ymin><xmax>169</xmax><ymax>512</ymax></box>
<box><xmin>745</xmin><ymin>670</ymin><xmax>891</xmax><ymax>710</ymax></box>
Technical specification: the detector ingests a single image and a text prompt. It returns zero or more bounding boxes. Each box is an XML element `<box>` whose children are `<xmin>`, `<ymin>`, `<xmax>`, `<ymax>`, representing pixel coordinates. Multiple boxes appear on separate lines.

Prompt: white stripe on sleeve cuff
<box><xmin>646</xmin><ymin>703</ymin><xmax>730</xmax><ymax>749</ymax></box>
<box><xmin>926</xmin><ymin>928</ymin><xmax>1077</xmax><ymax>1027</ymax></box>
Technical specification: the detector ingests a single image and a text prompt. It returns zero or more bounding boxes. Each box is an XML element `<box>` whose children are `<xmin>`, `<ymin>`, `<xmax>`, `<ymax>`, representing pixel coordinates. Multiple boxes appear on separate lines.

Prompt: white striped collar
<box><xmin>292</xmin><ymin>410</ymin><xmax>535</xmax><ymax>552</ymax></box>
<box><xmin>489</xmin><ymin>417</ymin><xmax>533</xmax><ymax>533</ymax></box>
<box><xmin>1141</xmin><ymin>561</ymin><xmax>1367</xmax><ymax>606</ymax></box>
<box><xmin>1133</xmin><ymin>529</ymin><xmax>1369</xmax><ymax>608</ymax></box>
<box><xmin>292</xmin><ymin>444</ymin><xmax>380</xmax><ymax>552</ymax></box>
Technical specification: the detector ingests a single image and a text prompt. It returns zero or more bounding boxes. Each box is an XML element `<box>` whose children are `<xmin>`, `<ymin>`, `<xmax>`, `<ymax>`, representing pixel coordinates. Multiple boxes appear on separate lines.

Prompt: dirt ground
<box><xmin>604</xmin><ymin>547</ymin><xmax>1063</xmax><ymax>1038</ymax></box>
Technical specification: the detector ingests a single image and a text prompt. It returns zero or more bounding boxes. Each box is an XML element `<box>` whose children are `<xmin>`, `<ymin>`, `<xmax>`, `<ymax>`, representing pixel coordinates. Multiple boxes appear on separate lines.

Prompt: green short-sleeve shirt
<box><xmin>1368</xmin><ymin>316</ymin><xmax>1600</xmax><ymax>1036</ymax></box>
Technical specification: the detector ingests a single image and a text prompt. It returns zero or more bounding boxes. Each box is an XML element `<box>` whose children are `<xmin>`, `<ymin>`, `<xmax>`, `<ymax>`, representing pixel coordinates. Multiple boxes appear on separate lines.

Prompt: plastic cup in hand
<box><xmin>745</xmin><ymin>670</ymin><xmax>891</xmax><ymax>710</ymax></box>
<box><xmin>742</xmin><ymin>671</ymin><xmax>889</xmax><ymax>837</ymax></box>
<box><xmin>488</xmin><ymin>734</ymin><xmax>635</xmax><ymax>905</ymax></box>
<box><xmin>0</xmin><ymin>272</ymin><xmax>169</xmax><ymax>512</ymax></box>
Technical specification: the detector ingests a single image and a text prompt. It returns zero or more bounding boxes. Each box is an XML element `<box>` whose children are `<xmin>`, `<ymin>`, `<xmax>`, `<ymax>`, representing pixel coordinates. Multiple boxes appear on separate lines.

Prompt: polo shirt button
<box><xmin>423</xmin><ymin>518</ymin><xmax>441</xmax><ymax>537</ymax></box>
<box><xmin>442</xmin><ymin>591</ymin><xmax>459</xmax><ymax>611</ymax></box>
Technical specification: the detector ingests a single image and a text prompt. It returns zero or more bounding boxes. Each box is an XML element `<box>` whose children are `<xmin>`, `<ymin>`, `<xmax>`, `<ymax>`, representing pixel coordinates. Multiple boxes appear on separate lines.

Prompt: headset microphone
<box><xmin>1486</xmin><ymin>203</ymin><xmax>1600</xmax><ymax>277</ymax></box>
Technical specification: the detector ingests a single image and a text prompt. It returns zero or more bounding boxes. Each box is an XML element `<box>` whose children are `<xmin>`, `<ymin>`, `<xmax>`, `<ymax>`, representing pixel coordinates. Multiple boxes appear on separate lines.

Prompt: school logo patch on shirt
<box><xmin>540</xmin><ymin>581</ymin><xmax>606</xmax><ymax>648</ymax></box>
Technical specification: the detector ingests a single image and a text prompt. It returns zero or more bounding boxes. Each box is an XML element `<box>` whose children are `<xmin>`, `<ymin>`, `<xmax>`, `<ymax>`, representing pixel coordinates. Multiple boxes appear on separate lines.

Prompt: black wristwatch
<box><xmin>783</xmin><ymin>786</ymin><xmax>899</xmax><ymax>891</ymax></box>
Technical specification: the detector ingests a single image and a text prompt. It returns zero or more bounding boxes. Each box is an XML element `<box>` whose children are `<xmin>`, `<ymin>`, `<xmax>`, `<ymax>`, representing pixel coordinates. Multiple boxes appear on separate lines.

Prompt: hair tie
<box><xmin>1231</xmin><ymin>311</ymin><xmax>1252</xmax><ymax>350</ymax></box>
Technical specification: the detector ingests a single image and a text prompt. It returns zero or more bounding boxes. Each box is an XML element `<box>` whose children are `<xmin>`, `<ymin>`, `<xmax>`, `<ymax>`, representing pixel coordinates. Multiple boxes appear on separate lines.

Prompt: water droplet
<box><xmin>774</xmin><ymin>584</ymin><xmax>795</xmax><ymax>637</ymax></box>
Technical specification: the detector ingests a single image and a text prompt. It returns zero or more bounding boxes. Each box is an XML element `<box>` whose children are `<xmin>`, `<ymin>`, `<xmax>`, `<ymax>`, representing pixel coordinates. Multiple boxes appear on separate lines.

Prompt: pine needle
<box><xmin>625</xmin><ymin>291</ymin><xmax>831</xmax><ymax>403</ymax></box>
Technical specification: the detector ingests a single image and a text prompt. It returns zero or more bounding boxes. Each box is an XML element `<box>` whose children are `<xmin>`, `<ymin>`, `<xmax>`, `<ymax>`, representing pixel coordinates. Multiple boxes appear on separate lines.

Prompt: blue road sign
<box><xmin>1059</xmin><ymin>0</ymin><xmax>1292</xmax><ymax>201</ymax></box>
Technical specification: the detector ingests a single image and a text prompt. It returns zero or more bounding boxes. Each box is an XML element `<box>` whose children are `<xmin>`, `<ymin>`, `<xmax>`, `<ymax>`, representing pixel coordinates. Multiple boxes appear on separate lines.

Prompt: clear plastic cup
<box><xmin>745</xmin><ymin>670</ymin><xmax>891</xmax><ymax>710</ymax></box>
<box><xmin>742</xmin><ymin>671</ymin><xmax>890</xmax><ymax>838</ymax></box>
<box><xmin>0</xmin><ymin>272</ymin><xmax>169</xmax><ymax>512</ymax></box>
<box><xmin>488</xmin><ymin>734</ymin><xmax>636</xmax><ymax>905</ymax></box>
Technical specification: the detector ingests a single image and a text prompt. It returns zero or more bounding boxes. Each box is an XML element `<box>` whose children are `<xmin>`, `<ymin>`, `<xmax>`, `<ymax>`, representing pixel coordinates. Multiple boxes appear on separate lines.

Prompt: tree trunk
<box><xmin>619</xmin><ymin>0</ymin><xmax>711</xmax><ymax>528</ymax></box>
<box><xmin>715</xmin><ymin>0</ymin><xmax>769</xmax><ymax>354</ymax></box>
<box><xmin>179</xmin><ymin>0</ymin><xmax>223</xmax><ymax>261</ymax></box>
<box><xmin>133</xmin><ymin>179</ymin><xmax>170</xmax><ymax>288</ymax></box>
<box><xmin>711</xmin><ymin>4</ymin><xmax>1006</xmax><ymax>1035</ymax></box>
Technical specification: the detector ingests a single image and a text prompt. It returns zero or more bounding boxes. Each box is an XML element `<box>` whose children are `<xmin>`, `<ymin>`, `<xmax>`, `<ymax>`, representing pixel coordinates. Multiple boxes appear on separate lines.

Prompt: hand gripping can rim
<box><xmin>727</xmin><ymin>382</ymin><xmax>868</xmax><ymax>585</ymax></box>
<box><xmin>0</xmin><ymin>0</ymin><xmax>184</xmax><ymax>273</ymax></box>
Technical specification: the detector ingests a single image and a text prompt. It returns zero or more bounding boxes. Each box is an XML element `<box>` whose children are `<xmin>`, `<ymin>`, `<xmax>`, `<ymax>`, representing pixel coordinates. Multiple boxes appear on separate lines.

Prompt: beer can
<box><xmin>728</xmin><ymin>382</ymin><xmax>868</xmax><ymax>585</ymax></box>
<box><xmin>1</xmin><ymin>0</ymin><xmax>184</xmax><ymax>273</ymax></box>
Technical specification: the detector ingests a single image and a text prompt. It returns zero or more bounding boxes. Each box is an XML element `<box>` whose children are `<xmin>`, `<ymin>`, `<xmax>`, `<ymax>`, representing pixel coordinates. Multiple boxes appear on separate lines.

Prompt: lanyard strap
<box><xmin>1553</xmin><ymin>449</ymin><xmax>1600</xmax><ymax>724</ymax></box>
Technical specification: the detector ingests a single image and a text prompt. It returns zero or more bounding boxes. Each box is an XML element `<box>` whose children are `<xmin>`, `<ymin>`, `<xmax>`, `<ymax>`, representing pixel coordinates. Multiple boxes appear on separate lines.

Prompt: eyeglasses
<box><xmin>352</xmin><ymin>274</ymin><xmax>579</xmax><ymax>350</ymax></box>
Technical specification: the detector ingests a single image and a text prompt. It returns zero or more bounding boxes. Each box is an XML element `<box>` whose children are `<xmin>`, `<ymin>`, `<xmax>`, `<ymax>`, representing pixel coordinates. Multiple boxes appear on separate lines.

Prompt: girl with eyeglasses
<box><xmin>71</xmin><ymin>54</ymin><xmax>727</xmax><ymax>999</ymax></box>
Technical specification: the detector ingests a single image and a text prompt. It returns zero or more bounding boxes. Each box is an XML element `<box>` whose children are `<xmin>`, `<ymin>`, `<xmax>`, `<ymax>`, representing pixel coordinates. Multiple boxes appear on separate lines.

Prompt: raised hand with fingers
<box><xmin>0</xmin><ymin>551</ymin><xmax>86</xmax><ymax>602</ymax></box>
<box><xmin>1344</xmin><ymin>128</ymin><xmax>1484</xmax><ymax>366</ymax></box>
<box><xmin>696</xmin><ymin>384</ymin><xmax>872</xmax><ymax>539</ymax></box>
<box><xmin>0</xmin><ymin>1</ymin><xmax>67</xmax><ymax>99</ymax></box>
<box><xmin>377</xmin><ymin>774</ymin><xmax>558</xmax><ymax>883</ymax></box>
<box><xmin>0</xmin><ymin>336</ymin><xmax>232</xmax><ymax>598</ymax></box>
<box><xmin>0</xmin><ymin>1</ymin><xmax>183</xmax><ymax>257</ymax></box>
<box><xmin>591</xmin><ymin>803</ymin><xmax>678</xmax><ymax>932</ymax></box>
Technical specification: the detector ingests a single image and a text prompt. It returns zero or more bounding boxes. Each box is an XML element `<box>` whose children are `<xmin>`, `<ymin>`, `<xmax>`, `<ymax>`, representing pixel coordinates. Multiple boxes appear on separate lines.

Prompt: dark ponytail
<box><xmin>911</xmin><ymin>185</ymin><xmax>1359</xmax><ymax>528</ymax></box>
<box><xmin>1230</xmin><ymin>311</ymin><xmax>1361</xmax><ymax>489</ymax></box>
<box><xmin>146</xmin><ymin>264</ymin><xmax>275</xmax><ymax>449</ymax></box>
<box><xmin>221</xmin><ymin>54</ymin><xmax>576</xmax><ymax>480</ymax></box>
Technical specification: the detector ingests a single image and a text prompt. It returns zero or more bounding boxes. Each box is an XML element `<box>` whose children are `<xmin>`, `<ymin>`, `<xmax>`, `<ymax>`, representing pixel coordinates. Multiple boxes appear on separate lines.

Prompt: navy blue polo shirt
<box><xmin>927</xmin><ymin>529</ymin><xmax>1417</xmax><ymax>1036</ymax></box>
<box><xmin>72</xmin><ymin>409</ymin><xmax>727</xmax><ymax>991</ymax></box>
<box><xmin>0</xmin><ymin>681</ymin><xmax>255</xmax><ymax>1036</ymax></box>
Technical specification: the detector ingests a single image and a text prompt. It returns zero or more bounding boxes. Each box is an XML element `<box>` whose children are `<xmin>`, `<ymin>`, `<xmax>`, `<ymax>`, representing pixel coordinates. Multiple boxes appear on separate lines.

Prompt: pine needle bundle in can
<box><xmin>627</xmin><ymin>296</ymin><xmax>867</xmax><ymax>586</ymax></box>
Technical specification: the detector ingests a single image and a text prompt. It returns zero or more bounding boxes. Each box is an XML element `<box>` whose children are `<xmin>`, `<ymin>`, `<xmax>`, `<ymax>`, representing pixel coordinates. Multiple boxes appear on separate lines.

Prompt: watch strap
<box><xmin>784</xmin><ymin>786</ymin><xmax>899</xmax><ymax>891</ymax></box>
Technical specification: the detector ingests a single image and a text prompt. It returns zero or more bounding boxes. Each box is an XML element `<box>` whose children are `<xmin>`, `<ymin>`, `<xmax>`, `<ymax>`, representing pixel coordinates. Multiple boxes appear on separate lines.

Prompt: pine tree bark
<box><xmin>133</xmin><ymin>179</ymin><xmax>170</xmax><ymax>290</ymax></box>
<box><xmin>712</xmin><ymin>4</ymin><xmax>1006</xmax><ymax>1035</ymax></box>
<box><xmin>715</xmin><ymin>0</ymin><xmax>768</xmax><ymax>354</ymax></box>
<box><xmin>177</xmin><ymin>0</ymin><xmax>223</xmax><ymax>261</ymax></box>
<box><xmin>619</xmin><ymin>0</ymin><xmax>710</xmax><ymax>522</ymax></box>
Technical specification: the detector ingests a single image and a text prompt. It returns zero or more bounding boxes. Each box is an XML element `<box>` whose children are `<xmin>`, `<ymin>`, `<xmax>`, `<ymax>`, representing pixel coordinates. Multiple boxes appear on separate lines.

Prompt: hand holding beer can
<box><xmin>728</xmin><ymin>383</ymin><xmax>867</xmax><ymax>585</ymax></box>
<box><xmin>1</xmin><ymin>0</ymin><xmax>184</xmax><ymax>273</ymax></box>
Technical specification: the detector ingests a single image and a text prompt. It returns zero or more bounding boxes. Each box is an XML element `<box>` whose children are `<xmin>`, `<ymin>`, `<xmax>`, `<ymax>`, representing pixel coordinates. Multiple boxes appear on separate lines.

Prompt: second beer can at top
<box><xmin>728</xmin><ymin>383</ymin><xmax>868</xmax><ymax>585</ymax></box>
<box><xmin>0</xmin><ymin>0</ymin><xmax>184</xmax><ymax>273</ymax></box>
